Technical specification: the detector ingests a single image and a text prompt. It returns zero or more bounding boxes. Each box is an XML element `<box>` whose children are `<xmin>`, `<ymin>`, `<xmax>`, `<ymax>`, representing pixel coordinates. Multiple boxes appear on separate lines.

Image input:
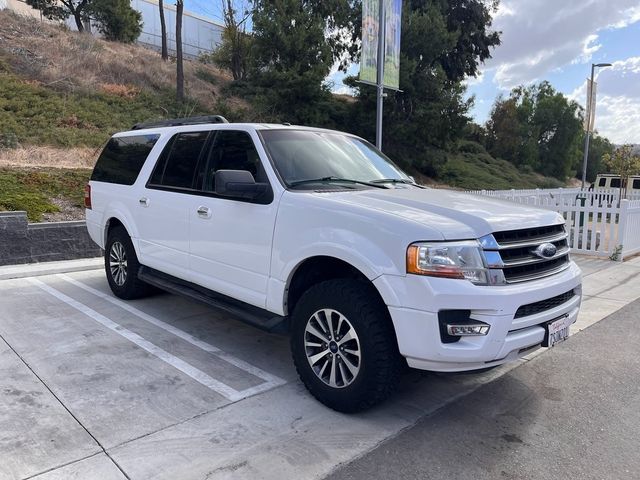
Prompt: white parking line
<box><xmin>58</xmin><ymin>275</ymin><xmax>221</xmax><ymax>353</ymax></box>
<box><xmin>57</xmin><ymin>274</ymin><xmax>286</xmax><ymax>388</ymax></box>
<box><xmin>29</xmin><ymin>278</ymin><xmax>283</xmax><ymax>402</ymax></box>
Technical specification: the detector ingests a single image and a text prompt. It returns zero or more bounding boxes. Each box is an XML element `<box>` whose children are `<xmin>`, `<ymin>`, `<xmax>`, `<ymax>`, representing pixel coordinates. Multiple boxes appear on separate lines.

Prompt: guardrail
<box><xmin>467</xmin><ymin>189</ymin><xmax>640</xmax><ymax>261</ymax></box>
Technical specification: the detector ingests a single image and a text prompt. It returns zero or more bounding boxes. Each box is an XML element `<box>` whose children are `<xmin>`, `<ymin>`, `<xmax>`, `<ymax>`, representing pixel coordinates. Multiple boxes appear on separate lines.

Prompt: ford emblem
<box><xmin>533</xmin><ymin>243</ymin><xmax>557</xmax><ymax>259</ymax></box>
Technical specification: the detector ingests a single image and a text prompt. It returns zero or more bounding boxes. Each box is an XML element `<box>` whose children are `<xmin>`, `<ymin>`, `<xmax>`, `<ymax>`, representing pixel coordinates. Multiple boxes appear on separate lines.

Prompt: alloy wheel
<box><xmin>304</xmin><ymin>308</ymin><xmax>361</xmax><ymax>388</ymax></box>
<box><xmin>109</xmin><ymin>241</ymin><xmax>128</xmax><ymax>287</ymax></box>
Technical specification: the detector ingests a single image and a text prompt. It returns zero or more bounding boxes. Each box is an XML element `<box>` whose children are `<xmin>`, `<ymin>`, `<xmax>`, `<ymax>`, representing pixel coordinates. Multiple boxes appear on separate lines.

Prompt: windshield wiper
<box><xmin>370</xmin><ymin>178</ymin><xmax>423</xmax><ymax>187</ymax></box>
<box><xmin>289</xmin><ymin>177</ymin><xmax>387</xmax><ymax>189</ymax></box>
<box><xmin>370</xmin><ymin>178</ymin><xmax>415</xmax><ymax>185</ymax></box>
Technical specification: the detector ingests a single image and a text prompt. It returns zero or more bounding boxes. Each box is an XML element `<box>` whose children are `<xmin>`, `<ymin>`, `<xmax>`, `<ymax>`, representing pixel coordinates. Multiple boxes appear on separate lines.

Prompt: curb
<box><xmin>0</xmin><ymin>257</ymin><xmax>103</xmax><ymax>281</ymax></box>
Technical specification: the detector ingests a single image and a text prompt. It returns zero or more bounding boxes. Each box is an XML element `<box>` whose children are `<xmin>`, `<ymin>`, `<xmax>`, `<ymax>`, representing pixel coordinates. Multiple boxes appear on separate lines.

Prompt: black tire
<box><xmin>290</xmin><ymin>279</ymin><xmax>403</xmax><ymax>413</ymax></box>
<box><xmin>105</xmin><ymin>225</ymin><xmax>153</xmax><ymax>300</ymax></box>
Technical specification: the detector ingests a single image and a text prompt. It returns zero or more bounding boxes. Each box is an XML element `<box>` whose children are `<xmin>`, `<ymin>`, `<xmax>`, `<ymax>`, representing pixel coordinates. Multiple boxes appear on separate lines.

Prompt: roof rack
<box><xmin>131</xmin><ymin>115</ymin><xmax>229</xmax><ymax>130</ymax></box>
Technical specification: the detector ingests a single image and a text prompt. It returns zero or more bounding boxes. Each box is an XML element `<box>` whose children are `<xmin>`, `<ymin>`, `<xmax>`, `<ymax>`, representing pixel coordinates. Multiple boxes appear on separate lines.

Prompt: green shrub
<box><xmin>0</xmin><ymin>168</ymin><xmax>91</xmax><ymax>221</ymax></box>
<box><xmin>437</xmin><ymin>152</ymin><xmax>564</xmax><ymax>190</ymax></box>
<box><xmin>0</xmin><ymin>132</ymin><xmax>19</xmax><ymax>149</ymax></box>
<box><xmin>89</xmin><ymin>0</ymin><xmax>143</xmax><ymax>43</ymax></box>
<box><xmin>457</xmin><ymin>140</ymin><xmax>487</xmax><ymax>155</ymax></box>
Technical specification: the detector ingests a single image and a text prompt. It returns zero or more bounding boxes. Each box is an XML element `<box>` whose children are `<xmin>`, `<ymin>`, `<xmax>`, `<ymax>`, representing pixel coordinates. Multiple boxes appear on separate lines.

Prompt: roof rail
<box><xmin>131</xmin><ymin>115</ymin><xmax>229</xmax><ymax>130</ymax></box>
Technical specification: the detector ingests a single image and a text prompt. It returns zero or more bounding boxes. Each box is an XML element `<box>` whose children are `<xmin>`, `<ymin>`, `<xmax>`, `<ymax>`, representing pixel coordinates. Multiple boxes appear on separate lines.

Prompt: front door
<box><xmin>188</xmin><ymin>130</ymin><xmax>279</xmax><ymax>309</ymax></box>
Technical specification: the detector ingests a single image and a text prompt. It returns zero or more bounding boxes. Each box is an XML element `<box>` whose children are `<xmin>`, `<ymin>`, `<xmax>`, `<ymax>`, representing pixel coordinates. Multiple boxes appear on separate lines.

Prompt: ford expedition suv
<box><xmin>85</xmin><ymin>116</ymin><xmax>582</xmax><ymax>412</ymax></box>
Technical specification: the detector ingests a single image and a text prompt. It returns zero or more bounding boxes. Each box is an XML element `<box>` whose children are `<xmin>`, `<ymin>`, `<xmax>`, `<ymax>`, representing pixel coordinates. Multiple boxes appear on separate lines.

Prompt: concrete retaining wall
<box><xmin>0</xmin><ymin>212</ymin><xmax>102</xmax><ymax>266</ymax></box>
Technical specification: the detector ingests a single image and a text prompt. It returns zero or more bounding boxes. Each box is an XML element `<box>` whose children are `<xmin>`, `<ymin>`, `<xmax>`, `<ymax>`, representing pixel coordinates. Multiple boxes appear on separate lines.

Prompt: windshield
<box><xmin>259</xmin><ymin>129</ymin><xmax>411</xmax><ymax>188</ymax></box>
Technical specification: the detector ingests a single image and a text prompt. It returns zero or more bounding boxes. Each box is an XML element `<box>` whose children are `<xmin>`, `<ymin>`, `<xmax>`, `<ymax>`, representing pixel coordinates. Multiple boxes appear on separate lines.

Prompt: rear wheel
<box><xmin>105</xmin><ymin>226</ymin><xmax>153</xmax><ymax>299</ymax></box>
<box><xmin>290</xmin><ymin>279</ymin><xmax>402</xmax><ymax>412</ymax></box>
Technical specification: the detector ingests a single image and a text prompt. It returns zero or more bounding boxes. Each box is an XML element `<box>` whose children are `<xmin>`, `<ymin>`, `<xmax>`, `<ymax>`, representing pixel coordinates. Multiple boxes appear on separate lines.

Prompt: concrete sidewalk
<box><xmin>0</xmin><ymin>255</ymin><xmax>639</xmax><ymax>480</ymax></box>
<box><xmin>571</xmin><ymin>254</ymin><xmax>640</xmax><ymax>335</ymax></box>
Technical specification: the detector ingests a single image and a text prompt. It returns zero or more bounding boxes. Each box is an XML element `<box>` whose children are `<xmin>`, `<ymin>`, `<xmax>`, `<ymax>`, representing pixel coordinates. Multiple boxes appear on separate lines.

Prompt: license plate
<box><xmin>543</xmin><ymin>315</ymin><xmax>572</xmax><ymax>348</ymax></box>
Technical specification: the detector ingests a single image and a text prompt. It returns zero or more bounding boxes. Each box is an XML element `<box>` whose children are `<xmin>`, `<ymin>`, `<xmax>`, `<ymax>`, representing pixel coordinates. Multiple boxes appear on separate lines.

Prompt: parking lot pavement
<box><xmin>327</xmin><ymin>298</ymin><xmax>640</xmax><ymax>480</ymax></box>
<box><xmin>0</xmin><ymin>255</ymin><xmax>639</xmax><ymax>480</ymax></box>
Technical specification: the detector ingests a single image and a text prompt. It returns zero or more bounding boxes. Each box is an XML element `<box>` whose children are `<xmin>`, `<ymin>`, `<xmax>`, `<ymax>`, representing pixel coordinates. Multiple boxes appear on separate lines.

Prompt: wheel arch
<box><xmin>103</xmin><ymin>213</ymin><xmax>140</xmax><ymax>257</ymax></box>
<box><xmin>284</xmin><ymin>255</ymin><xmax>388</xmax><ymax>317</ymax></box>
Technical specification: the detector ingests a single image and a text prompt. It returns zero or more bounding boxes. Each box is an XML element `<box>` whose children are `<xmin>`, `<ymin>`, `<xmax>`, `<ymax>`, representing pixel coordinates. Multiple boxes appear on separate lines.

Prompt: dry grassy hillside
<box><xmin>0</xmin><ymin>10</ymin><xmax>240</xmax><ymax>111</ymax></box>
<box><xmin>0</xmin><ymin>10</ymin><xmax>248</xmax><ymax>168</ymax></box>
<box><xmin>0</xmin><ymin>10</ymin><xmax>253</xmax><ymax>220</ymax></box>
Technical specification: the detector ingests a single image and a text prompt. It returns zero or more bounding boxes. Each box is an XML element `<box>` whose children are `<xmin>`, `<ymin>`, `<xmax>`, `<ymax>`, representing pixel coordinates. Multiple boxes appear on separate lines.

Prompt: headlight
<box><xmin>406</xmin><ymin>241</ymin><xmax>488</xmax><ymax>284</ymax></box>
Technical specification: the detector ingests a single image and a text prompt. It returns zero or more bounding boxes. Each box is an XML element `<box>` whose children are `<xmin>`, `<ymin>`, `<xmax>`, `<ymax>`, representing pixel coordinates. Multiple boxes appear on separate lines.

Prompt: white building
<box><xmin>131</xmin><ymin>0</ymin><xmax>223</xmax><ymax>58</ymax></box>
<box><xmin>1</xmin><ymin>0</ymin><xmax>223</xmax><ymax>58</ymax></box>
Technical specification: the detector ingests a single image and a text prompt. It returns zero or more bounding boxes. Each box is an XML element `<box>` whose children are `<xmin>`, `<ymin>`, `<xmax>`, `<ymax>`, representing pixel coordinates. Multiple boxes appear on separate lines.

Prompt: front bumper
<box><xmin>374</xmin><ymin>261</ymin><xmax>582</xmax><ymax>372</ymax></box>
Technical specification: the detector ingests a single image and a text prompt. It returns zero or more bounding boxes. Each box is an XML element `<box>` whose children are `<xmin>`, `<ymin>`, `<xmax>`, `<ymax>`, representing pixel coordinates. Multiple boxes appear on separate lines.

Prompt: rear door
<box><xmin>188</xmin><ymin>130</ymin><xmax>278</xmax><ymax>309</ymax></box>
<box><xmin>135</xmin><ymin>130</ymin><xmax>211</xmax><ymax>280</ymax></box>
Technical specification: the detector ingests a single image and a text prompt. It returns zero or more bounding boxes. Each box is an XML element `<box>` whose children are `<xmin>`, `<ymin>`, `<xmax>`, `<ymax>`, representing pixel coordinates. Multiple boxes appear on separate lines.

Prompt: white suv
<box><xmin>85</xmin><ymin>116</ymin><xmax>582</xmax><ymax>412</ymax></box>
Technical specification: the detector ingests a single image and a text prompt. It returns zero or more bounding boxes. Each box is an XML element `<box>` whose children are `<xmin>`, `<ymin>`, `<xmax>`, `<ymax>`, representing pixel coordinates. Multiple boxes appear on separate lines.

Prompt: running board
<box><xmin>138</xmin><ymin>266</ymin><xmax>288</xmax><ymax>334</ymax></box>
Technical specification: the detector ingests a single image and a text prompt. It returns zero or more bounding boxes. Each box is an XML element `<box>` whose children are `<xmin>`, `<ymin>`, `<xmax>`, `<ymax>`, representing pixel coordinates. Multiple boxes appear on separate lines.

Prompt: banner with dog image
<box><xmin>360</xmin><ymin>0</ymin><xmax>402</xmax><ymax>90</ymax></box>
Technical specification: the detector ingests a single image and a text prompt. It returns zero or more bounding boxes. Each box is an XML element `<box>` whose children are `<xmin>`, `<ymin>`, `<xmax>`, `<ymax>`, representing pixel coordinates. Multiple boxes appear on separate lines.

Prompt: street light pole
<box><xmin>375</xmin><ymin>0</ymin><xmax>386</xmax><ymax>150</ymax></box>
<box><xmin>581</xmin><ymin>62</ymin><xmax>612</xmax><ymax>189</ymax></box>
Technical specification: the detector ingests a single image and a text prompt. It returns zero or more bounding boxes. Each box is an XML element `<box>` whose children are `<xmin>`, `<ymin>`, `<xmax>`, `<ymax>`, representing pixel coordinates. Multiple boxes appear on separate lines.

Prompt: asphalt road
<box><xmin>327</xmin><ymin>298</ymin><xmax>640</xmax><ymax>480</ymax></box>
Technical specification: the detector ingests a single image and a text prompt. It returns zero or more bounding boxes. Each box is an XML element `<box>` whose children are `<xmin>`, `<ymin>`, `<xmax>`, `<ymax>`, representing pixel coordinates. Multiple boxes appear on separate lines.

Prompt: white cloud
<box><xmin>573</xmin><ymin>35</ymin><xmax>602</xmax><ymax>65</ymax></box>
<box><xmin>485</xmin><ymin>0</ymin><xmax>640</xmax><ymax>89</ymax></box>
<box><xmin>463</xmin><ymin>70</ymin><xmax>485</xmax><ymax>87</ymax></box>
<box><xmin>570</xmin><ymin>57</ymin><xmax>640</xmax><ymax>143</ymax></box>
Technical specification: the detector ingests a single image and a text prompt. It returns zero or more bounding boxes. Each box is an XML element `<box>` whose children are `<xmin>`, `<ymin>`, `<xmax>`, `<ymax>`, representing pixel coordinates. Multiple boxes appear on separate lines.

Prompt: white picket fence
<box><xmin>467</xmin><ymin>189</ymin><xmax>640</xmax><ymax>261</ymax></box>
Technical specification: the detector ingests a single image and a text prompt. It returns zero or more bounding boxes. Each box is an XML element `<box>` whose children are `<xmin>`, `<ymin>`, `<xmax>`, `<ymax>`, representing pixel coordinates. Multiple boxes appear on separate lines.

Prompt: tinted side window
<box><xmin>633</xmin><ymin>179</ymin><xmax>640</xmax><ymax>190</ymax></box>
<box><xmin>147</xmin><ymin>137</ymin><xmax>174</xmax><ymax>186</ymax></box>
<box><xmin>598</xmin><ymin>178</ymin><xmax>606</xmax><ymax>187</ymax></box>
<box><xmin>91</xmin><ymin>134</ymin><xmax>160</xmax><ymax>185</ymax></box>
<box><xmin>203</xmin><ymin>131</ymin><xmax>264</xmax><ymax>191</ymax></box>
<box><xmin>610</xmin><ymin>178</ymin><xmax>621</xmax><ymax>188</ymax></box>
<box><xmin>157</xmin><ymin>132</ymin><xmax>209</xmax><ymax>189</ymax></box>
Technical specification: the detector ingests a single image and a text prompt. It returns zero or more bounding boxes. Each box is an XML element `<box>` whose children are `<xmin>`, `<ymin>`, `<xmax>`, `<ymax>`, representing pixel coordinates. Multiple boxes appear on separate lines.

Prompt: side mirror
<box><xmin>214</xmin><ymin>170</ymin><xmax>269</xmax><ymax>200</ymax></box>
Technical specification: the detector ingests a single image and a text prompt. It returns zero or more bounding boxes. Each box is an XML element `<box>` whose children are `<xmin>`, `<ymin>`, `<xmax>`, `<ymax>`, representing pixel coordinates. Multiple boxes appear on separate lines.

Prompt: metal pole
<box><xmin>581</xmin><ymin>63</ymin><xmax>595</xmax><ymax>189</ymax></box>
<box><xmin>375</xmin><ymin>0</ymin><xmax>386</xmax><ymax>150</ymax></box>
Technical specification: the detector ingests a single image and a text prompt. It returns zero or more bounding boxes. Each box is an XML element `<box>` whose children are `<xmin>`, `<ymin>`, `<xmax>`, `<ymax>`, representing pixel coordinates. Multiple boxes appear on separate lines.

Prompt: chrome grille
<box><xmin>481</xmin><ymin>224</ymin><xmax>571</xmax><ymax>284</ymax></box>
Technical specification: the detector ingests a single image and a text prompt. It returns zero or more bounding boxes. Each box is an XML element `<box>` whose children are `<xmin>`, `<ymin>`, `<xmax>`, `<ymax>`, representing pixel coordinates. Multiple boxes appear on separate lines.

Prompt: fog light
<box><xmin>446</xmin><ymin>322</ymin><xmax>490</xmax><ymax>336</ymax></box>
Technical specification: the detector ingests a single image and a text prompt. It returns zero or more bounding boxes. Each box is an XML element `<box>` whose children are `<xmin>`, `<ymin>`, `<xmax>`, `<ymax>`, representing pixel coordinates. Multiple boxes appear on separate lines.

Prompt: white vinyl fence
<box><xmin>468</xmin><ymin>188</ymin><xmax>640</xmax><ymax>261</ymax></box>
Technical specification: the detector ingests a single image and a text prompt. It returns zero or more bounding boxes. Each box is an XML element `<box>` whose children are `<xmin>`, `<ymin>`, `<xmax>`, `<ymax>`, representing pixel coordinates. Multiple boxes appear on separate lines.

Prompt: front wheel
<box><xmin>290</xmin><ymin>279</ymin><xmax>402</xmax><ymax>412</ymax></box>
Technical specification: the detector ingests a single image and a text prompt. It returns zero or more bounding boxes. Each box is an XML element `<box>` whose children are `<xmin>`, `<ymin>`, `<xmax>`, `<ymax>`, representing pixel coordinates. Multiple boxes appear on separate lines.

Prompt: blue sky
<box><xmin>185</xmin><ymin>0</ymin><xmax>640</xmax><ymax>143</ymax></box>
<box><xmin>463</xmin><ymin>0</ymin><xmax>640</xmax><ymax>144</ymax></box>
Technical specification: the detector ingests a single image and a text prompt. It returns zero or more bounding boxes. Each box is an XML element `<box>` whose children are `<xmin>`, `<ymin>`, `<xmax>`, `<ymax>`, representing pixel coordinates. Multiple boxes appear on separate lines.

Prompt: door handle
<box><xmin>196</xmin><ymin>206</ymin><xmax>211</xmax><ymax>218</ymax></box>
<box><xmin>139</xmin><ymin>197</ymin><xmax>149</xmax><ymax>207</ymax></box>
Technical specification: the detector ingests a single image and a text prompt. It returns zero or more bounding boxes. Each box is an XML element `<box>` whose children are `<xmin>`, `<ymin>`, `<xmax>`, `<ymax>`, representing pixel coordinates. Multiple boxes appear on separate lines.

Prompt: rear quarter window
<box><xmin>91</xmin><ymin>134</ymin><xmax>160</xmax><ymax>185</ymax></box>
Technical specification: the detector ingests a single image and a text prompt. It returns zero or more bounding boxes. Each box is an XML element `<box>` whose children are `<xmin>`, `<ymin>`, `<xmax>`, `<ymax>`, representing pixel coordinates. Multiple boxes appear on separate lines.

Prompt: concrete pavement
<box><xmin>327</xmin><ymin>297</ymin><xmax>640</xmax><ymax>480</ymax></box>
<box><xmin>0</xmin><ymin>255</ymin><xmax>638</xmax><ymax>479</ymax></box>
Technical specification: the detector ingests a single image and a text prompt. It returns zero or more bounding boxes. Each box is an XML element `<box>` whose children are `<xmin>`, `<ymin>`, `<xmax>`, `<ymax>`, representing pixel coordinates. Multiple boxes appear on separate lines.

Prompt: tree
<box><xmin>602</xmin><ymin>145</ymin><xmax>640</xmax><ymax>198</ymax></box>
<box><xmin>176</xmin><ymin>0</ymin><xmax>185</xmax><ymax>102</ymax></box>
<box><xmin>486</xmin><ymin>82</ymin><xmax>583</xmax><ymax>180</ymax></box>
<box><xmin>209</xmin><ymin>0</ymin><xmax>252</xmax><ymax>81</ymax></box>
<box><xmin>581</xmin><ymin>133</ymin><xmax>614</xmax><ymax>183</ymax></box>
<box><xmin>26</xmin><ymin>0</ymin><xmax>90</xmax><ymax>32</ymax></box>
<box><xmin>346</xmin><ymin>0</ymin><xmax>501</xmax><ymax>175</ymax></box>
<box><xmin>89</xmin><ymin>0</ymin><xmax>143</xmax><ymax>43</ymax></box>
<box><xmin>238</xmin><ymin>0</ymin><xmax>358</xmax><ymax>125</ymax></box>
<box><xmin>159</xmin><ymin>0</ymin><xmax>169</xmax><ymax>60</ymax></box>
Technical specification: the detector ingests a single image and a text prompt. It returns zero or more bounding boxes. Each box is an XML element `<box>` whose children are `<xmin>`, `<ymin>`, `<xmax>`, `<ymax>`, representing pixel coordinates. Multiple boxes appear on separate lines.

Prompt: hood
<box><xmin>326</xmin><ymin>187</ymin><xmax>564</xmax><ymax>240</ymax></box>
